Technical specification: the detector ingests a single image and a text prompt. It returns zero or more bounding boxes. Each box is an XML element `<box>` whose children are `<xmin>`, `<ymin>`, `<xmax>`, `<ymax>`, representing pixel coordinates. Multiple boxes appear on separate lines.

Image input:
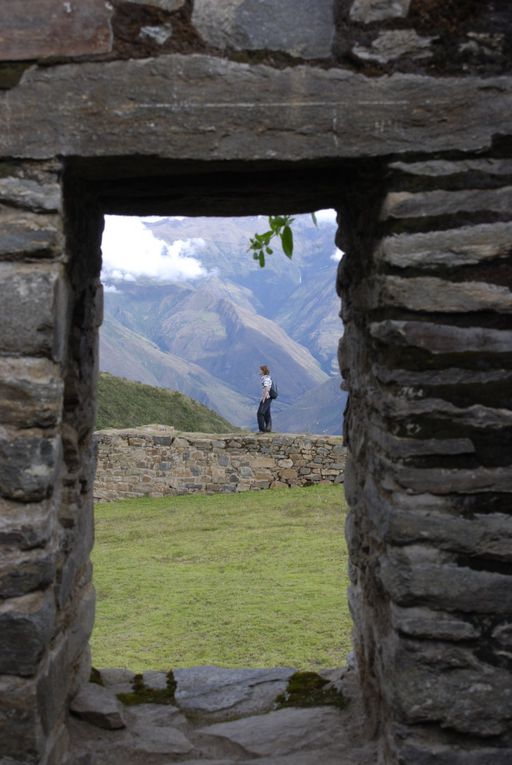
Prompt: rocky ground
<box><xmin>68</xmin><ymin>664</ymin><xmax>376</xmax><ymax>764</ymax></box>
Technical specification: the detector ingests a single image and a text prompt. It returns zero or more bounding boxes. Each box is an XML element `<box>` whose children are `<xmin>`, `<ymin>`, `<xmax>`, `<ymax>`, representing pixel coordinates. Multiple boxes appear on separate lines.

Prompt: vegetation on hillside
<box><xmin>96</xmin><ymin>372</ymin><xmax>238</xmax><ymax>432</ymax></box>
<box><xmin>91</xmin><ymin>484</ymin><xmax>350</xmax><ymax>671</ymax></box>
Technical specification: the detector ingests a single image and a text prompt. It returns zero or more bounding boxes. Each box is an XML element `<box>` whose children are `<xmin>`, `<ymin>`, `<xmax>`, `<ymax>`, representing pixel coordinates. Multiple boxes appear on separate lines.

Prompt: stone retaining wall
<box><xmin>93</xmin><ymin>427</ymin><xmax>346</xmax><ymax>501</ymax></box>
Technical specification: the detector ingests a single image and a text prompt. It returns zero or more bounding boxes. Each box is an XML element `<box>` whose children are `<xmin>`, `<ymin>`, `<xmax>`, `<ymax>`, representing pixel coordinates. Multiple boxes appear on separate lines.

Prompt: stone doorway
<box><xmin>3</xmin><ymin>145</ymin><xmax>512</xmax><ymax>764</ymax></box>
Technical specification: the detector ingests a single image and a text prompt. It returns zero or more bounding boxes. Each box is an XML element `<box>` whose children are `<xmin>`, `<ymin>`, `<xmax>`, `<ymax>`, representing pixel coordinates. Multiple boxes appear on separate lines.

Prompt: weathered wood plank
<box><xmin>1</xmin><ymin>56</ymin><xmax>512</xmax><ymax>161</ymax></box>
<box><xmin>0</xmin><ymin>0</ymin><xmax>112</xmax><ymax>61</ymax></box>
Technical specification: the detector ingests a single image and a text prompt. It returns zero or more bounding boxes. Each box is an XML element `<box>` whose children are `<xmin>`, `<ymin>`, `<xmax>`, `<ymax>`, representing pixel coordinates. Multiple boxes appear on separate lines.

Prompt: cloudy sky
<box><xmin>101</xmin><ymin>209</ymin><xmax>340</xmax><ymax>286</ymax></box>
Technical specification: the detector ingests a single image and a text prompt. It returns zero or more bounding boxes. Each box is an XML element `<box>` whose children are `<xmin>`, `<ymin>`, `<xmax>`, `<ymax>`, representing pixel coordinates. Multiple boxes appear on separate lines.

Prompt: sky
<box><xmin>101</xmin><ymin>209</ymin><xmax>341</xmax><ymax>287</ymax></box>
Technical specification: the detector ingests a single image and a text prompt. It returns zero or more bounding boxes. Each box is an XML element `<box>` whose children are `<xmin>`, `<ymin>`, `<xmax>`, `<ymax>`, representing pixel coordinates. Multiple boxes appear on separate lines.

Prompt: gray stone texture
<box><xmin>0</xmin><ymin>358</ymin><xmax>63</xmax><ymax>428</ymax></box>
<box><xmin>349</xmin><ymin>0</ymin><xmax>411</xmax><ymax>23</ymax></box>
<box><xmin>192</xmin><ymin>0</ymin><xmax>335</xmax><ymax>58</ymax></box>
<box><xmin>0</xmin><ymin>432</ymin><xmax>61</xmax><ymax>501</ymax></box>
<box><xmin>369</xmin><ymin>320</ymin><xmax>512</xmax><ymax>355</ymax></box>
<box><xmin>0</xmin><ymin>0</ymin><xmax>113</xmax><ymax>61</ymax></box>
<box><xmin>390</xmin><ymin>158</ymin><xmax>512</xmax><ymax>178</ymax></box>
<box><xmin>0</xmin><ymin>589</ymin><xmax>56</xmax><ymax>676</ymax></box>
<box><xmin>381</xmin><ymin>186</ymin><xmax>512</xmax><ymax>220</ymax></box>
<box><xmin>353</xmin><ymin>30</ymin><xmax>434</xmax><ymax>64</ymax></box>
<box><xmin>0</xmin><ymin>209</ymin><xmax>62</xmax><ymax>258</ymax></box>
<box><xmin>68</xmin><ymin>668</ymin><xmax>375</xmax><ymax>765</ymax></box>
<box><xmin>70</xmin><ymin>683</ymin><xmax>126</xmax><ymax>730</ymax></box>
<box><xmin>0</xmin><ymin>547</ymin><xmax>55</xmax><ymax>598</ymax></box>
<box><xmin>382</xmin><ymin>638</ymin><xmax>512</xmax><ymax>736</ymax></box>
<box><xmin>174</xmin><ymin>666</ymin><xmax>295</xmax><ymax>720</ymax></box>
<box><xmin>0</xmin><ymin>175</ymin><xmax>61</xmax><ymax>211</ymax></box>
<box><xmin>379</xmin><ymin>545</ymin><xmax>512</xmax><ymax>614</ymax></box>
<box><xmin>37</xmin><ymin>585</ymin><xmax>95</xmax><ymax>735</ymax></box>
<box><xmin>0</xmin><ymin>263</ymin><xmax>69</xmax><ymax>359</ymax></box>
<box><xmin>0</xmin><ymin>496</ymin><xmax>54</xmax><ymax>550</ymax></box>
<box><xmin>340</xmin><ymin>152</ymin><xmax>512</xmax><ymax>764</ymax></box>
<box><xmin>2</xmin><ymin>59</ymin><xmax>512</xmax><ymax>161</ymax></box>
<box><xmin>126</xmin><ymin>0</ymin><xmax>185</xmax><ymax>10</ymax></box>
<box><xmin>376</xmin><ymin>222</ymin><xmax>512</xmax><ymax>269</ymax></box>
<box><xmin>0</xmin><ymin>675</ymin><xmax>39</xmax><ymax>761</ymax></box>
<box><xmin>375</xmin><ymin>275</ymin><xmax>512</xmax><ymax>313</ymax></box>
<box><xmin>125</xmin><ymin>704</ymin><xmax>193</xmax><ymax>753</ymax></box>
<box><xmin>198</xmin><ymin>707</ymin><xmax>349</xmax><ymax>757</ymax></box>
<box><xmin>390</xmin><ymin>605</ymin><xmax>480</xmax><ymax>642</ymax></box>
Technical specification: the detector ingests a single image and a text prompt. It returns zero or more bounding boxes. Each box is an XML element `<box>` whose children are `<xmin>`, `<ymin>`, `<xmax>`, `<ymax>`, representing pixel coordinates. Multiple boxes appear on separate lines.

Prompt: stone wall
<box><xmin>93</xmin><ymin>427</ymin><xmax>346</xmax><ymax>501</ymax></box>
<box><xmin>0</xmin><ymin>2</ymin><xmax>511</xmax><ymax>764</ymax></box>
<box><xmin>338</xmin><ymin>158</ymin><xmax>512</xmax><ymax>764</ymax></box>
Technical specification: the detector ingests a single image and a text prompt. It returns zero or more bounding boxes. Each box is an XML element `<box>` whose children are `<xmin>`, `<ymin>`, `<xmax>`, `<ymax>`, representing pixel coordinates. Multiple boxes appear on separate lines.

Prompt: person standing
<box><xmin>257</xmin><ymin>364</ymin><xmax>272</xmax><ymax>433</ymax></box>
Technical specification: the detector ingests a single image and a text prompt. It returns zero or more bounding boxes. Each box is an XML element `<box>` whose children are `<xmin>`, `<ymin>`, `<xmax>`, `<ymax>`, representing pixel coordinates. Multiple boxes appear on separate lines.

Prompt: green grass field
<box><xmin>91</xmin><ymin>484</ymin><xmax>352</xmax><ymax>672</ymax></box>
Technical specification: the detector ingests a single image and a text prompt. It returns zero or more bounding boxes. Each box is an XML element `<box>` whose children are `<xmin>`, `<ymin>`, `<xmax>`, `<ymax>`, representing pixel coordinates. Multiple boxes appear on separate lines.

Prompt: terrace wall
<box><xmin>93</xmin><ymin>427</ymin><xmax>346</xmax><ymax>501</ymax></box>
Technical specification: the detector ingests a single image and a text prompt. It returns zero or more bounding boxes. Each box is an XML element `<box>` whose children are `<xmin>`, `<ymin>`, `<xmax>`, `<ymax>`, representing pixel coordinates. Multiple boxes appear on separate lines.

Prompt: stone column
<box><xmin>0</xmin><ymin>163</ymin><xmax>101</xmax><ymax>764</ymax></box>
<box><xmin>338</xmin><ymin>157</ymin><xmax>512</xmax><ymax>764</ymax></box>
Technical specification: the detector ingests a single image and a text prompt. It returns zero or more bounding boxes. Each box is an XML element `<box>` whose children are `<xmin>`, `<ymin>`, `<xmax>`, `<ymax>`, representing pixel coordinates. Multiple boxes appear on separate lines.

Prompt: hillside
<box><xmin>100</xmin><ymin>316</ymin><xmax>255</xmax><ymax>425</ymax></box>
<box><xmin>96</xmin><ymin>373</ymin><xmax>239</xmax><ymax>432</ymax></box>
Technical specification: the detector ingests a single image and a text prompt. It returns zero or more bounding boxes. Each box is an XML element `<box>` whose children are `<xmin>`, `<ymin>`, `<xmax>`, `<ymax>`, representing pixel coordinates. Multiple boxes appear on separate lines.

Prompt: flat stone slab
<box><xmin>68</xmin><ymin>667</ymin><xmax>377</xmax><ymax>765</ymax></box>
<box><xmin>126</xmin><ymin>705</ymin><xmax>194</xmax><ymax>755</ymax></box>
<box><xmin>197</xmin><ymin>706</ymin><xmax>348</xmax><ymax>757</ymax></box>
<box><xmin>2</xmin><ymin>56</ymin><xmax>512</xmax><ymax>161</ymax></box>
<box><xmin>174</xmin><ymin>665</ymin><xmax>295</xmax><ymax>720</ymax></box>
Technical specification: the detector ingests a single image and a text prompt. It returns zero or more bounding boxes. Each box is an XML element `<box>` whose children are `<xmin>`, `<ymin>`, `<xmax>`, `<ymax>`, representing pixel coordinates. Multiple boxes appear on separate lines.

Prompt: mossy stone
<box><xmin>117</xmin><ymin>670</ymin><xmax>177</xmax><ymax>706</ymax></box>
<box><xmin>89</xmin><ymin>667</ymin><xmax>104</xmax><ymax>686</ymax></box>
<box><xmin>275</xmin><ymin>671</ymin><xmax>346</xmax><ymax>709</ymax></box>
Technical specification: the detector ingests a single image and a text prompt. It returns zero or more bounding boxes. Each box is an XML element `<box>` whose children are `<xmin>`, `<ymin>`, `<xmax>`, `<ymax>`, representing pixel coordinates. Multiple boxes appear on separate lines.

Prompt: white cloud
<box><xmin>101</xmin><ymin>215</ymin><xmax>207</xmax><ymax>283</ymax></box>
<box><xmin>314</xmin><ymin>208</ymin><xmax>337</xmax><ymax>225</ymax></box>
<box><xmin>330</xmin><ymin>248</ymin><xmax>344</xmax><ymax>262</ymax></box>
<box><xmin>103</xmin><ymin>283</ymin><xmax>120</xmax><ymax>293</ymax></box>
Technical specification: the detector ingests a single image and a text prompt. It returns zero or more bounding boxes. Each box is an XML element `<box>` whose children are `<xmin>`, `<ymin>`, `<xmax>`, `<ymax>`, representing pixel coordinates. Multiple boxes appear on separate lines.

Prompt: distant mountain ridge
<box><xmin>100</xmin><ymin>214</ymin><xmax>345</xmax><ymax>433</ymax></box>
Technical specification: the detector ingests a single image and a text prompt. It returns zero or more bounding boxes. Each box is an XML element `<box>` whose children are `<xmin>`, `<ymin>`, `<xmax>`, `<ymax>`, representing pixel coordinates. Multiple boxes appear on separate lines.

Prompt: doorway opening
<box><xmin>91</xmin><ymin>205</ymin><xmax>349</xmax><ymax>672</ymax></box>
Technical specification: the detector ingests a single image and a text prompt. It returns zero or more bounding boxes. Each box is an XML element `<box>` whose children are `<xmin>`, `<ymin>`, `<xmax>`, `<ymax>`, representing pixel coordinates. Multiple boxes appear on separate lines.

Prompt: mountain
<box><xmin>100</xmin><ymin>316</ymin><xmax>255</xmax><ymax>426</ymax></box>
<box><xmin>100</xmin><ymin>213</ymin><xmax>345</xmax><ymax>433</ymax></box>
<box><xmin>277</xmin><ymin>376</ymin><xmax>348</xmax><ymax>435</ymax></box>
<box><xmin>96</xmin><ymin>373</ymin><xmax>239</xmax><ymax>432</ymax></box>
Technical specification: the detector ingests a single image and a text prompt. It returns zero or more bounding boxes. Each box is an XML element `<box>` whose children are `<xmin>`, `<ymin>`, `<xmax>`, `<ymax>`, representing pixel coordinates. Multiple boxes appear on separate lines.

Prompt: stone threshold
<box><xmin>68</xmin><ymin>664</ymin><xmax>375</xmax><ymax>764</ymax></box>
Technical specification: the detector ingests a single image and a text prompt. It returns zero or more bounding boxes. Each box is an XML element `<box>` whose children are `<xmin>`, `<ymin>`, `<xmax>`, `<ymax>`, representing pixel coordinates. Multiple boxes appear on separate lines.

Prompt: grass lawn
<box><xmin>91</xmin><ymin>484</ymin><xmax>352</xmax><ymax>672</ymax></box>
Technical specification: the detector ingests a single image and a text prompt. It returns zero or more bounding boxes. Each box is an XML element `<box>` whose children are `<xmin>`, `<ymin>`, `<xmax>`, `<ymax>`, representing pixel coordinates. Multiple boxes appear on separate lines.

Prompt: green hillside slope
<box><xmin>96</xmin><ymin>373</ymin><xmax>239</xmax><ymax>433</ymax></box>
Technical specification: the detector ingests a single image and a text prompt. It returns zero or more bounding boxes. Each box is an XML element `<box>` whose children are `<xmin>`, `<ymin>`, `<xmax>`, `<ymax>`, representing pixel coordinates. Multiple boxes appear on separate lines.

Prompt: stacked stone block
<box><xmin>339</xmin><ymin>157</ymin><xmax>512</xmax><ymax>763</ymax></box>
<box><xmin>93</xmin><ymin>427</ymin><xmax>346</xmax><ymax>501</ymax></box>
<box><xmin>0</xmin><ymin>163</ymin><xmax>100</xmax><ymax>764</ymax></box>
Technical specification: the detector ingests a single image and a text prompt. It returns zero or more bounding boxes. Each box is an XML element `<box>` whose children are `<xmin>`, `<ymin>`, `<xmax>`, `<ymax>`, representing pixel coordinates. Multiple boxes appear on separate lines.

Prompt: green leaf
<box><xmin>281</xmin><ymin>225</ymin><xmax>293</xmax><ymax>258</ymax></box>
<box><xmin>259</xmin><ymin>252</ymin><xmax>265</xmax><ymax>268</ymax></box>
<box><xmin>266</xmin><ymin>247</ymin><xmax>273</xmax><ymax>255</ymax></box>
<box><xmin>311</xmin><ymin>212</ymin><xmax>318</xmax><ymax>227</ymax></box>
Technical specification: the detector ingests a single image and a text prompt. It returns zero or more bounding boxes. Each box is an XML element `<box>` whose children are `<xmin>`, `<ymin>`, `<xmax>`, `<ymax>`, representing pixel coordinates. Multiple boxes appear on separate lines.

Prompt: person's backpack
<box><xmin>269</xmin><ymin>380</ymin><xmax>278</xmax><ymax>399</ymax></box>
